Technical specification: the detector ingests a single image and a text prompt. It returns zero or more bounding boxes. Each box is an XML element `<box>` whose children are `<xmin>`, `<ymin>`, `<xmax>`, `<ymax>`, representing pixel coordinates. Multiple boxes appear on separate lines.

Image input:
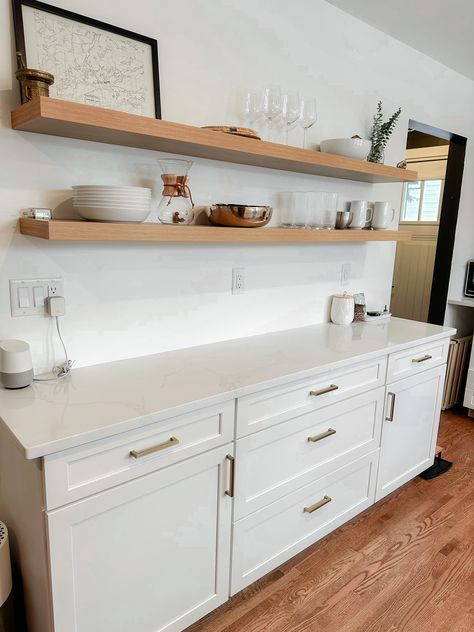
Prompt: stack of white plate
<box><xmin>72</xmin><ymin>186</ymin><xmax>152</xmax><ymax>223</ymax></box>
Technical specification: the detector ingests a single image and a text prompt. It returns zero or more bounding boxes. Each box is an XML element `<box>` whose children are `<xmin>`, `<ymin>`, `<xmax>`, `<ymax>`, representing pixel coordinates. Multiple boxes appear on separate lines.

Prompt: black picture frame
<box><xmin>11</xmin><ymin>0</ymin><xmax>161</xmax><ymax>118</ymax></box>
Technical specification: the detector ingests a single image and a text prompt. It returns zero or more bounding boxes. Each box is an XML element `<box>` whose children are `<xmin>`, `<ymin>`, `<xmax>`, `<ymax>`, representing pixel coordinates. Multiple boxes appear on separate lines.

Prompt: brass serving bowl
<box><xmin>207</xmin><ymin>204</ymin><xmax>272</xmax><ymax>228</ymax></box>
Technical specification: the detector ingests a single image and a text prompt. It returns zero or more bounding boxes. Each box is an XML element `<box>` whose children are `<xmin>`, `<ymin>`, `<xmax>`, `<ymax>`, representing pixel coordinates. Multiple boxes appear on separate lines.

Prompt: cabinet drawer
<box><xmin>236</xmin><ymin>357</ymin><xmax>387</xmax><ymax>437</ymax></box>
<box><xmin>387</xmin><ymin>338</ymin><xmax>450</xmax><ymax>383</ymax></box>
<box><xmin>44</xmin><ymin>401</ymin><xmax>234</xmax><ymax>510</ymax></box>
<box><xmin>234</xmin><ymin>388</ymin><xmax>384</xmax><ymax>519</ymax></box>
<box><xmin>231</xmin><ymin>451</ymin><xmax>378</xmax><ymax>594</ymax></box>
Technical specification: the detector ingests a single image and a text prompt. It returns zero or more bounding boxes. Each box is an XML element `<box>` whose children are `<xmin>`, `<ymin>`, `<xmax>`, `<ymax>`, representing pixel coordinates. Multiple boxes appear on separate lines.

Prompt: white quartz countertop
<box><xmin>0</xmin><ymin>318</ymin><xmax>455</xmax><ymax>459</ymax></box>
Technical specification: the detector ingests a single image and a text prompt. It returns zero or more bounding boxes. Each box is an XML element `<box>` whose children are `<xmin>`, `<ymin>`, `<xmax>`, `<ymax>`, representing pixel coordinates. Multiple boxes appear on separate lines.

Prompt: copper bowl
<box><xmin>207</xmin><ymin>204</ymin><xmax>272</xmax><ymax>228</ymax></box>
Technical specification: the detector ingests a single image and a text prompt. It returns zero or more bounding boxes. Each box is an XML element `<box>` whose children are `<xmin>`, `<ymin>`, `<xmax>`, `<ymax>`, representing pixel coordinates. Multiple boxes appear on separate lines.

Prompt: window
<box><xmin>401</xmin><ymin>179</ymin><xmax>443</xmax><ymax>222</ymax></box>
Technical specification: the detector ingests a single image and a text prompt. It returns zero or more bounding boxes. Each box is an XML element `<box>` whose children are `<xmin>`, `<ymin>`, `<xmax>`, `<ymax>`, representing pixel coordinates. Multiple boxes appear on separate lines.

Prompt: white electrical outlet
<box><xmin>48</xmin><ymin>281</ymin><xmax>62</xmax><ymax>297</ymax></box>
<box><xmin>232</xmin><ymin>268</ymin><xmax>245</xmax><ymax>294</ymax></box>
<box><xmin>340</xmin><ymin>263</ymin><xmax>351</xmax><ymax>287</ymax></box>
<box><xmin>10</xmin><ymin>278</ymin><xmax>64</xmax><ymax>316</ymax></box>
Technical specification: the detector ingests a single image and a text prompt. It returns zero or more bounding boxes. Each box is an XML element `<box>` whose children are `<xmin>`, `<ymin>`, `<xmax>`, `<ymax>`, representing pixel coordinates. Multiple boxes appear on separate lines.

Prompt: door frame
<box><xmin>407</xmin><ymin>120</ymin><xmax>467</xmax><ymax>325</ymax></box>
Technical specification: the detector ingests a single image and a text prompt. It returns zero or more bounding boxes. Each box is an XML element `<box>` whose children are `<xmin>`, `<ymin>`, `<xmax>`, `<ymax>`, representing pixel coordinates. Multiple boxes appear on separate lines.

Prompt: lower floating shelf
<box><xmin>19</xmin><ymin>219</ymin><xmax>412</xmax><ymax>243</ymax></box>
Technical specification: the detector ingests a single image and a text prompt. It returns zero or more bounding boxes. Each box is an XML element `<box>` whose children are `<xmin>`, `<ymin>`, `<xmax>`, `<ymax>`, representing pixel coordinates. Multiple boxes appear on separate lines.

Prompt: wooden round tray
<box><xmin>202</xmin><ymin>125</ymin><xmax>260</xmax><ymax>140</ymax></box>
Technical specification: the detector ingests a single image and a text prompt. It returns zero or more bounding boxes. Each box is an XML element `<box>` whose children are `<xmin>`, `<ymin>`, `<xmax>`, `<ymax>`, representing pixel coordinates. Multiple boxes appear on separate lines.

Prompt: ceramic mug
<box><xmin>372</xmin><ymin>201</ymin><xmax>395</xmax><ymax>230</ymax></box>
<box><xmin>348</xmin><ymin>201</ymin><xmax>373</xmax><ymax>229</ymax></box>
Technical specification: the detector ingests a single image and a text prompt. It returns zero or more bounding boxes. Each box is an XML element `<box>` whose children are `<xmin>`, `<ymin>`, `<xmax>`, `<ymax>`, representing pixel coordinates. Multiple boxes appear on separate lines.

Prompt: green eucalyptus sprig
<box><xmin>368</xmin><ymin>101</ymin><xmax>401</xmax><ymax>163</ymax></box>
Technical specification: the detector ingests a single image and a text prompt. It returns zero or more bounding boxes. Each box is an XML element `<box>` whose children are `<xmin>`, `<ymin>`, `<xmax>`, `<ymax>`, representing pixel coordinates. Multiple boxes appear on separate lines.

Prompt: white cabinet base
<box><xmin>376</xmin><ymin>365</ymin><xmax>446</xmax><ymax>501</ymax></box>
<box><xmin>48</xmin><ymin>445</ymin><xmax>233</xmax><ymax>632</ymax></box>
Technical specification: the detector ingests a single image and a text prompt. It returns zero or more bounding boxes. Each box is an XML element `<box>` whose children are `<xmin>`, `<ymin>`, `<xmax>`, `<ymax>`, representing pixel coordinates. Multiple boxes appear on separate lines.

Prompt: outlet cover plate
<box><xmin>232</xmin><ymin>268</ymin><xmax>245</xmax><ymax>295</ymax></box>
<box><xmin>10</xmin><ymin>278</ymin><xmax>64</xmax><ymax>316</ymax></box>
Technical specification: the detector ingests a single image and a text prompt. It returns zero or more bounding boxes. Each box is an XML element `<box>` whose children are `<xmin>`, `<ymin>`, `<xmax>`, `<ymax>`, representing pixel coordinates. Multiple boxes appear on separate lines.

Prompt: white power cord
<box><xmin>53</xmin><ymin>316</ymin><xmax>74</xmax><ymax>377</ymax></box>
<box><xmin>34</xmin><ymin>313</ymin><xmax>74</xmax><ymax>383</ymax></box>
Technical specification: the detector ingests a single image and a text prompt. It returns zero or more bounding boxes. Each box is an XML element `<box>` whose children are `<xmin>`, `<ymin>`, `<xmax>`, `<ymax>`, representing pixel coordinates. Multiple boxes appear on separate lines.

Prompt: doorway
<box><xmin>391</xmin><ymin>121</ymin><xmax>467</xmax><ymax>325</ymax></box>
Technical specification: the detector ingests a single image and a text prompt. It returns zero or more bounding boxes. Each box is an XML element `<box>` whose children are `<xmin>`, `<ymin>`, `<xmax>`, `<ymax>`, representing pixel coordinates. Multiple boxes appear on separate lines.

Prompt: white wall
<box><xmin>0</xmin><ymin>0</ymin><xmax>473</xmax><ymax>371</ymax></box>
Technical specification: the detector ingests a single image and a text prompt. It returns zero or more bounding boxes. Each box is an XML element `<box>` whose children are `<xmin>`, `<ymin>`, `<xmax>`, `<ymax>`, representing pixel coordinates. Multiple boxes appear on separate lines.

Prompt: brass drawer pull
<box><xmin>225</xmin><ymin>454</ymin><xmax>235</xmax><ymax>498</ymax></box>
<box><xmin>308</xmin><ymin>428</ymin><xmax>336</xmax><ymax>443</ymax></box>
<box><xmin>304</xmin><ymin>495</ymin><xmax>332</xmax><ymax>514</ymax></box>
<box><xmin>309</xmin><ymin>384</ymin><xmax>339</xmax><ymax>397</ymax></box>
<box><xmin>385</xmin><ymin>392</ymin><xmax>396</xmax><ymax>422</ymax></box>
<box><xmin>130</xmin><ymin>436</ymin><xmax>179</xmax><ymax>459</ymax></box>
<box><xmin>412</xmin><ymin>354</ymin><xmax>433</xmax><ymax>363</ymax></box>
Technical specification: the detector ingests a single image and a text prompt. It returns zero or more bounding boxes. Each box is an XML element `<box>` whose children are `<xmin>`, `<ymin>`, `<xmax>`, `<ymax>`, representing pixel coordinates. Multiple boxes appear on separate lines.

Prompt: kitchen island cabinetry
<box><xmin>0</xmin><ymin>319</ymin><xmax>454</xmax><ymax>632</ymax></box>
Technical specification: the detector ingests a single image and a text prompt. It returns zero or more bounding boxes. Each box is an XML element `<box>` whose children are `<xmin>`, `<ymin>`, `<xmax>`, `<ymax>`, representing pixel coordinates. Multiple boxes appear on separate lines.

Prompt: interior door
<box><xmin>391</xmin><ymin>223</ymin><xmax>439</xmax><ymax>321</ymax></box>
<box><xmin>376</xmin><ymin>365</ymin><xmax>445</xmax><ymax>501</ymax></box>
<box><xmin>47</xmin><ymin>444</ymin><xmax>233</xmax><ymax>632</ymax></box>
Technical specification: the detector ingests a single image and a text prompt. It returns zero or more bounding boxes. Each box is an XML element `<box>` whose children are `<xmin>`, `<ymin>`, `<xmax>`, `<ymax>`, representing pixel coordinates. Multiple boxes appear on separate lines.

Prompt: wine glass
<box><xmin>241</xmin><ymin>91</ymin><xmax>262</xmax><ymax>130</ymax></box>
<box><xmin>281</xmin><ymin>92</ymin><xmax>300</xmax><ymax>144</ymax></box>
<box><xmin>299</xmin><ymin>98</ymin><xmax>317</xmax><ymax>148</ymax></box>
<box><xmin>262</xmin><ymin>85</ymin><xmax>282</xmax><ymax>141</ymax></box>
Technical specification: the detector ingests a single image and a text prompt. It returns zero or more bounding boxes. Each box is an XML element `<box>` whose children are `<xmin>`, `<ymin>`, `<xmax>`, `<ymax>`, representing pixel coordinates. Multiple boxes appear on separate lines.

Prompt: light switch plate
<box><xmin>10</xmin><ymin>278</ymin><xmax>64</xmax><ymax>316</ymax></box>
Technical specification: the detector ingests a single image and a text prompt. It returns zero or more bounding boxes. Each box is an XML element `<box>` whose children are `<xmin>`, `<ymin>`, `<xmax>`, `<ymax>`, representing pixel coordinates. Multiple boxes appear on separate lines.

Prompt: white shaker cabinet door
<box><xmin>376</xmin><ymin>364</ymin><xmax>446</xmax><ymax>501</ymax></box>
<box><xmin>47</xmin><ymin>444</ymin><xmax>234</xmax><ymax>632</ymax></box>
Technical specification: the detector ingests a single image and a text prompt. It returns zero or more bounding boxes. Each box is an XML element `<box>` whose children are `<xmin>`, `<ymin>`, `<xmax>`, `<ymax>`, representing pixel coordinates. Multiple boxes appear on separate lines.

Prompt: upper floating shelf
<box><xmin>11</xmin><ymin>98</ymin><xmax>417</xmax><ymax>184</ymax></box>
<box><xmin>19</xmin><ymin>219</ymin><xmax>412</xmax><ymax>243</ymax></box>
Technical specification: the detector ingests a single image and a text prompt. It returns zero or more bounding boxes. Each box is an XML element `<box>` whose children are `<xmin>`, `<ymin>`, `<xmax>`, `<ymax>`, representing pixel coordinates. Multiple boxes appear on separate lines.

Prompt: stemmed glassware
<box><xmin>281</xmin><ymin>92</ymin><xmax>300</xmax><ymax>144</ymax></box>
<box><xmin>241</xmin><ymin>91</ymin><xmax>262</xmax><ymax>131</ymax></box>
<box><xmin>262</xmin><ymin>85</ymin><xmax>282</xmax><ymax>141</ymax></box>
<box><xmin>240</xmin><ymin>88</ymin><xmax>317</xmax><ymax>146</ymax></box>
<box><xmin>299</xmin><ymin>98</ymin><xmax>317</xmax><ymax>148</ymax></box>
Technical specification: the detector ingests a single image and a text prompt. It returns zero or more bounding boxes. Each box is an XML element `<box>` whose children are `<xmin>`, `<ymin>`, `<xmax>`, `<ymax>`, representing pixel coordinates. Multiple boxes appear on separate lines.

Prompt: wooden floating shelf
<box><xmin>19</xmin><ymin>219</ymin><xmax>412</xmax><ymax>244</ymax></box>
<box><xmin>11</xmin><ymin>98</ymin><xmax>418</xmax><ymax>184</ymax></box>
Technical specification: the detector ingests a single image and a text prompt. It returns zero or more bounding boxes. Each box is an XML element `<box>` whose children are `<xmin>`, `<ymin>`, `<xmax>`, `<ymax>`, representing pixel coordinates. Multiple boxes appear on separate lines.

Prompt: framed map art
<box><xmin>12</xmin><ymin>0</ymin><xmax>161</xmax><ymax>118</ymax></box>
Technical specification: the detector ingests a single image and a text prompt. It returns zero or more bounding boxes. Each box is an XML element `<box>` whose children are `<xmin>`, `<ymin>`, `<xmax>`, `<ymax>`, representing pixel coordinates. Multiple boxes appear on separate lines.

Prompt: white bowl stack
<box><xmin>72</xmin><ymin>186</ymin><xmax>152</xmax><ymax>223</ymax></box>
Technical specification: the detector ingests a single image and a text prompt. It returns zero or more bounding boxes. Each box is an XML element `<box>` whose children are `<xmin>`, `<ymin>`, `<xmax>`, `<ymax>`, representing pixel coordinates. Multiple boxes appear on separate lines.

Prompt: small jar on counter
<box><xmin>330</xmin><ymin>293</ymin><xmax>355</xmax><ymax>325</ymax></box>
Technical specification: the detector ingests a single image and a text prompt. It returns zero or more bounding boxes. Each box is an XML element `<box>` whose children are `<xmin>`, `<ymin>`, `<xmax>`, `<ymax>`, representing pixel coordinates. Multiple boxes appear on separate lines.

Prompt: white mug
<box><xmin>348</xmin><ymin>201</ymin><xmax>373</xmax><ymax>229</ymax></box>
<box><xmin>372</xmin><ymin>201</ymin><xmax>395</xmax><ymax>230</ymax></box>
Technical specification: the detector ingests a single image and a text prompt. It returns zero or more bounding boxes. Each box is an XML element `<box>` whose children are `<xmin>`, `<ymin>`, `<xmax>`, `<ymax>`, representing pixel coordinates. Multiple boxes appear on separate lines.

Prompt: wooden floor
<box><xmin>189</xmin><ymin>410</ymin><xmax>474</xmax><ymax>632</ymax></box>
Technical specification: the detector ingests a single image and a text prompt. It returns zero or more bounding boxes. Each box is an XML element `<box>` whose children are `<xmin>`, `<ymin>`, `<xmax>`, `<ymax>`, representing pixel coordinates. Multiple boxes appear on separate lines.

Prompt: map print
<box><xmin>30</xmin><ymin>9</ymin><xmax>153</xmax><ymax>115</ymax></box>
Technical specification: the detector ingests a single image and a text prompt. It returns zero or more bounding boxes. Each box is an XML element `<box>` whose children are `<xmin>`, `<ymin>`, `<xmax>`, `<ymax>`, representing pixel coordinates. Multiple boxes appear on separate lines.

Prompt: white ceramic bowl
<box><xmin>73</xmin><ymin>206</ymin><xmax>151</xmax><ymax>222</ymax></box>
<box><xmin>320</xmin><ymin>138</ymin><xmax>371</xmax><ymax>161</ymax></box>
<box><xmin>73</xmin><ymin>197</ymin><xmax>151</xmax><ymax>204</ymax></box>
<box><xmin>73</xmin><ymin>185</ymin><xmax>151</xmax><ymax>193</ymax></box>
<box><xmin>74</xmin><ymin>194</ymin><xmax>151</xmax><ymax>201</ymax></box>
<box><xmin>74</xmin><ymin>205</ymin><xmax>151</xmax><ymax>213</ymax></box>
<box><xmin>74</xmin><ymin>191</ymin><xmax>151</xmax><ymax>197</ymax></box>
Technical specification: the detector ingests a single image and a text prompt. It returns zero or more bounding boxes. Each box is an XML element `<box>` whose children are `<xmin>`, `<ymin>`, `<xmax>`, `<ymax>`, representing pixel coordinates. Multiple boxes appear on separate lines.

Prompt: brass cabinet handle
<box><xmin>307</xmin><ymin>428</ymin><xmax>336</xmax><ymax>443</ymax></box>
<box><xmin>304</xmin><ymin>495</ymin><xmax>332</xmax><ymax>514</ymax></box>
<box><xmin>225</xmin><ymin>454</ymin><xmax>235</xmax><ymax>497</ymax></box>
<box><xmin>309</xmin><ymin>384</ymin><xmax>339</xmax><ymax>397</ymax></box>
<box><xmin>130</xmin><ymin>436</ymin><xmax>179</xmax><ymax>459</ymax></box>
<box><xmin>385</xmin><ymin>392</ymin><xmax>396</xmax><ymax>422</ymax></box>
<box><xmin>412</xmin><ymin>354</ymin><xmax>433</xmax><ymax>363</ymax></box>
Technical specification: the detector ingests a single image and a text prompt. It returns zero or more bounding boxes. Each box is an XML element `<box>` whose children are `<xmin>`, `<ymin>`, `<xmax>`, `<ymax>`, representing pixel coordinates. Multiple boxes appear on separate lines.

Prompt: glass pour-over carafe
<box><xmin>157</xmin><ymin>159</ymin><xmax>194</xmax><ymax>224</ymax></box>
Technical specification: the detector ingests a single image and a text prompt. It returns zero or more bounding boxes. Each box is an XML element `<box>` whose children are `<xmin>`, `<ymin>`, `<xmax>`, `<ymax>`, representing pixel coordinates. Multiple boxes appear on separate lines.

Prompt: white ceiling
<box><xmin>326</xmin><ymin>0</ymin><xmax>474</xmax><ymax>80</ymax></box>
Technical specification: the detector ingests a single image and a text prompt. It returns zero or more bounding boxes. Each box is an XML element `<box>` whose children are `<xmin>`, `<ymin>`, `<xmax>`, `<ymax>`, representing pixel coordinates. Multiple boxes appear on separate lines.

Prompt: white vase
<box><xmin>330</xmin><ymin>294</ymin><xmax>355</xmax><ymax>325</ymax></box>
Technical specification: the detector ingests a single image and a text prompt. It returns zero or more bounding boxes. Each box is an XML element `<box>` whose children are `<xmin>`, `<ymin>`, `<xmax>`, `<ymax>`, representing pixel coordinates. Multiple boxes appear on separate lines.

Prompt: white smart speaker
<box><xmin>0</xmin><ymin>340</ymin><xmax>33</xmax><ymax>389</ymax></box>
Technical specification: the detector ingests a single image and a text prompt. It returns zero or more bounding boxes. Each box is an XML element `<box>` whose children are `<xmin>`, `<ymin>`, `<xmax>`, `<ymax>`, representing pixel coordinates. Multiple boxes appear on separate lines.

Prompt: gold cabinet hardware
<box><xmin>303</xmin><ymin>495</ymin><xmax>332</xmax><ymax>514</ymax></box>
<box><xmin>129</xmin><ymin>436</ymin><xmax>179</xmax><ymax>459</ymax></box>
<box><xmin>412</xmin><ymin>354</ymin><xmax>432</xmax><ymax>363</ymax></box>
<box><xmin>309</xmin><ymin>384</ymin><xmax>339</xmax><ymax>397</ymax></box>
<box><xmin>307</xmin><ymin>428</ymin><xmax>337</xmax><ymax>443</ymax></box>
<box><xmin>225</xmin><ymin>454</ymin><xmax>235</xmax><ymax>497</ymax></box>
<box><xmin>385</xmin><ymin>392</ymin><xmax>396</xmax><ymax>422</ymax></box>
